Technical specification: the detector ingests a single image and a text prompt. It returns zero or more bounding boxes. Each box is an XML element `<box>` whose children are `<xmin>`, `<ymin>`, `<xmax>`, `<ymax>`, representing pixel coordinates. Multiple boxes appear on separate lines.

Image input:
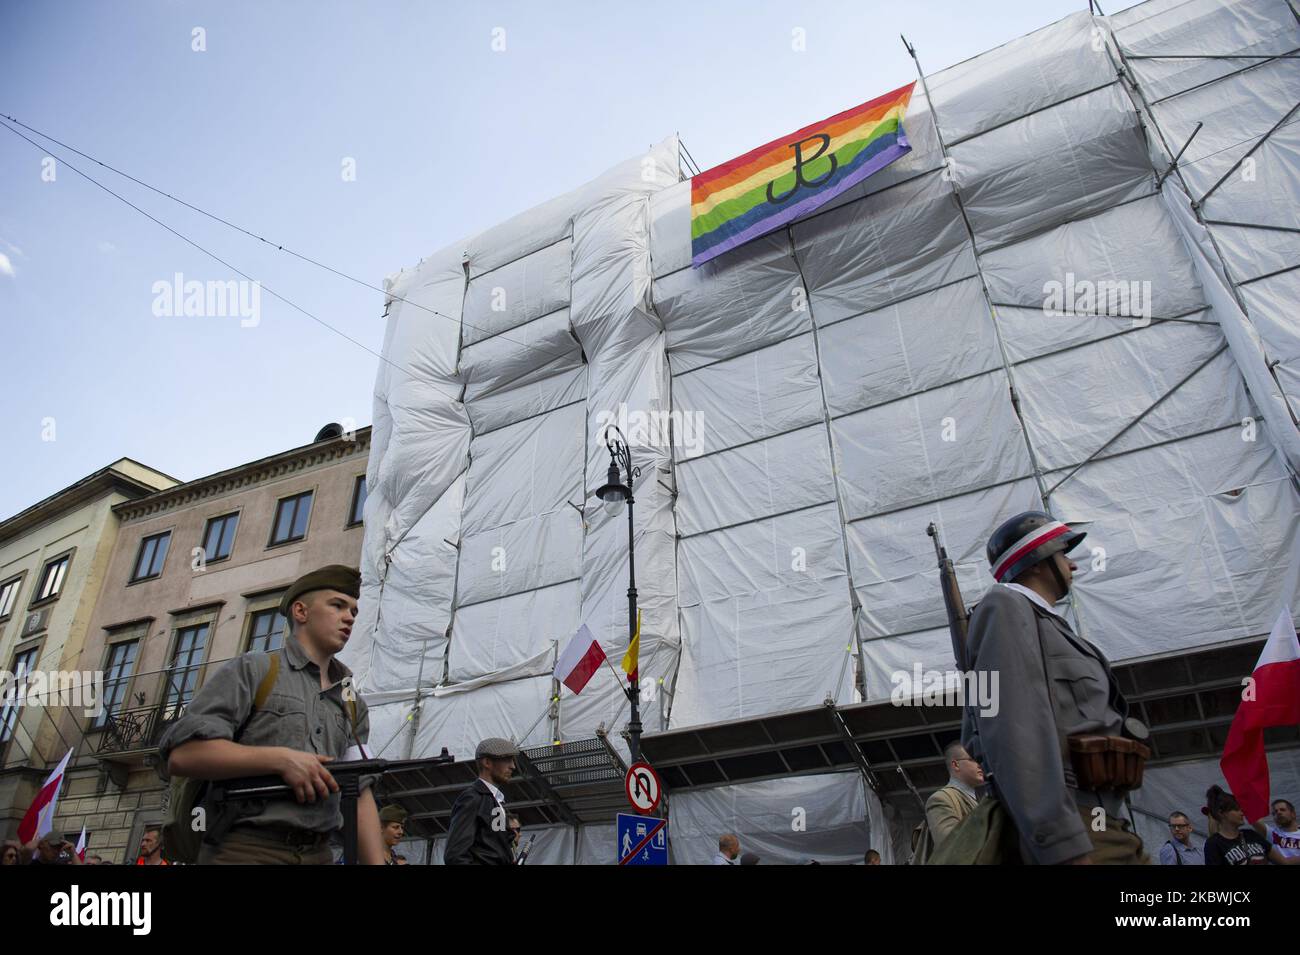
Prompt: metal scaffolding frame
<box><xmin>1109</xmin><ymin>19</ymin><xmax>1300</xmax><ymax>441</ymax></box>
<box><xmin>640</xmin><ymin>638</ymin><xmax>1299</xmax><ymax>809</ymax></box>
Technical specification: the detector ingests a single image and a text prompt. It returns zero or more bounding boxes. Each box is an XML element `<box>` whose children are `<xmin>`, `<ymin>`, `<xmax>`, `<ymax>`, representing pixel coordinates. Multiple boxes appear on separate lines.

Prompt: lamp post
<box><xmin>594</xmin><ymin>425</ymin><xmax>643</xmax><ymax>763</ymax></box>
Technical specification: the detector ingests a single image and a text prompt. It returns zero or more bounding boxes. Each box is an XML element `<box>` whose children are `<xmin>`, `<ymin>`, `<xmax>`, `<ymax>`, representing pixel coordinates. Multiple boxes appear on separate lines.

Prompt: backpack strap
<box><xmin>234</xmin><ymin>651</ymin><xmax>280</xmax><ymax>741</ymax></box>
<box><xmin>254</xmin><ymin>652</ymin><xmax>280</xmax><ymax>710</ymax></box>
<box><xmin>343</xmin><ymin>681</ymin><xmax>363</xmax><ymax>753</ymax></box>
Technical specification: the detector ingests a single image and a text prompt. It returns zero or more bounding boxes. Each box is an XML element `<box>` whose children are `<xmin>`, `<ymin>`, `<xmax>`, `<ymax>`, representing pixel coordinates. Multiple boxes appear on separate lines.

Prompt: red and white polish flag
<box><xmin>74</xmin><ymin>825</ymin><xmax>87</xmax><ymax>862</ymax></box>
<box><xmin>1221</xmin><ymin>606</ymin><xmax>1300</xmax><ymax>823</ymax></box>
<box><xmin>555</xmin><ymin>624</ymin><xmax>607</xmax><ymax>695</ymax></box>
<box><xmin>17</xmin><ymin>747</ymin><xmax>74</xmax><ymax>845</ymax></box>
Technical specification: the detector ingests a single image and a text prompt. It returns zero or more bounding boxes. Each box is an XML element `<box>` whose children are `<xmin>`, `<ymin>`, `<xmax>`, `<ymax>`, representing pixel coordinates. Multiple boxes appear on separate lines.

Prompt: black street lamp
<box><xmin>595</xmin><ymin>425</ymin><xmax>643</xmax><ymax>763</ymax></box>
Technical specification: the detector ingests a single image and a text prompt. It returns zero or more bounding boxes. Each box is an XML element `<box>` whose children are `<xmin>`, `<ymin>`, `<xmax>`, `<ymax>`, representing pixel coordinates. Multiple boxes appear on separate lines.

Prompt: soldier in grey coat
<box><xmin>961</xmin><ymin>511</ymin><xmax>1149</xmax><ymax>865</ymax></box>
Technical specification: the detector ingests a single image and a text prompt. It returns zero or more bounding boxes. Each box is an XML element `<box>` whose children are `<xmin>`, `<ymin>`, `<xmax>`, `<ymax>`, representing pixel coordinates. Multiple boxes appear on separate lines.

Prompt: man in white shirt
<box><xmin>712</xmin><ymin>833</ymin><xmax>740</xmax><ymax>865</ymax></box>
<box><xmin>1257</xmin><ymin>799</ymin><xmax>1300</xmax><ymax>859</ymax></box>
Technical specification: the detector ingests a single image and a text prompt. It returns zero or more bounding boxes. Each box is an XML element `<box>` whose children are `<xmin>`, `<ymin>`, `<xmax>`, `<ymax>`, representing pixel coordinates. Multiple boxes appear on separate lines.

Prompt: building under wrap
<box><xmin>345</xmin><ymin>0</ymin><xmax>1300</xmax><ymax>864</ymax></box>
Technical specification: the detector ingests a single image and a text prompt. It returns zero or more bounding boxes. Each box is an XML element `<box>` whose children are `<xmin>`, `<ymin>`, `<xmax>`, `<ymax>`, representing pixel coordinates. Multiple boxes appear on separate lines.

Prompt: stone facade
<box><xmin>0</xmin><ymin>459</ymin><xmax>178</xmax><ymax>840</ymax></box>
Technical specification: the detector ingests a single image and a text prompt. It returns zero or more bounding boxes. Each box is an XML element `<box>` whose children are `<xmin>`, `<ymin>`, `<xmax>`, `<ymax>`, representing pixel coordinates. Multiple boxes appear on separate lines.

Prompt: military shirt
<box><xmin>158</xmin><ymin>635</ymin><xmax>373</xmax><ymax>834</ymax></box>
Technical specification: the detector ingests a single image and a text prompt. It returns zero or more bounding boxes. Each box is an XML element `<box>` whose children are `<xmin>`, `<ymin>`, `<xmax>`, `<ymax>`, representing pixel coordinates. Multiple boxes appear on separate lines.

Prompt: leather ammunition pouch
<box><xmin>1067</xmin><ymin>734</ymin><xmax>1150</xmax><ymax>793</ymax></box>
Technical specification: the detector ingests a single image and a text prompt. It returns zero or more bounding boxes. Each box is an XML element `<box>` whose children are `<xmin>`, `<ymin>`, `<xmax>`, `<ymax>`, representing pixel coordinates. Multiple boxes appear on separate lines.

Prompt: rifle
<box><xmin>926</xmin><ymin>522</ymin><xmax>970</xmax><ymax>673</ymax></box>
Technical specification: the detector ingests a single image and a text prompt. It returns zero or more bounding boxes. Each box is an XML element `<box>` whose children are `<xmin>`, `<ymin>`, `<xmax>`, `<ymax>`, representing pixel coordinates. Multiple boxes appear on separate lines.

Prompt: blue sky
<box><xmin>0</xmin><ymin>0</ymin><xmax>1127</xmax><ymax>518</ymax></box>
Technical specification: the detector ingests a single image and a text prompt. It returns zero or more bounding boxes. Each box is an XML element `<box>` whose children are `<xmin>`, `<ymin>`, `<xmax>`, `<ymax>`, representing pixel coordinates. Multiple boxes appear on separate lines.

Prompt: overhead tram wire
<box><xmin>0</xmin><ymin>116</ymin><xmax>468</xmax><ymax>404</ymax></box>
<box><xmin>6</xmin><ymin>107</ymin><xmax>1293</xmax><ymax>368</ymax></box>
<box><xmin>0</xmin><ymin>112</ymin><xmax>581</xmax><ymax>367</ymax></box>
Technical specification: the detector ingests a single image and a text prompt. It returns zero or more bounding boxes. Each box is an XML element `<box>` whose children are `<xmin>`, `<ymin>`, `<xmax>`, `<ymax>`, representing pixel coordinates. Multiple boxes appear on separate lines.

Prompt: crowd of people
<box><xmin>907</xmin><ymin>739</ymin><xmax>1300</xmax><ymax>866</ymax></box>
<box><xmin>3</xmin><ymin>510</ymin><xmax>1296</xmax><ymax>865</ymax></box>
<box><xmin>1</xmin><ymin>824</ymin><xmax>171</xmax><ymax>866</ymax></box>
<box><xmin>6</xmin><ymin>734</ymin><xmax>1297</xmax><ymax>865</ymax></box>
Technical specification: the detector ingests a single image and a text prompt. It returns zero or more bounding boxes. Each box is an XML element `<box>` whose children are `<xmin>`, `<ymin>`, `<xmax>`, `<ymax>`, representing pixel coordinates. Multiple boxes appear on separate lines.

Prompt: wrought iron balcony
<box><xmin>94</xmin><ymin>703</ymin><xmax>189</xmax><ymax>758</ymax></box>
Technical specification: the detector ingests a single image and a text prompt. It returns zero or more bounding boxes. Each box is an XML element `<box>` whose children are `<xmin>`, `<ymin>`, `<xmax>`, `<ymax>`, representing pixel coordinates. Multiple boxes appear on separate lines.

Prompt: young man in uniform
<box><xmin>961</xmin><ymin>511</ymin><xmax>1151</xmax><ymax>865</ymax></box>
<box><xmin>379</xmin><ymin>804</ymin><xmax>407</xmax><ymax>865</ymax></box>
<box><xmin>160</xmin><ymin>564</ymin><xmax>386</xmax><ymax>864</ymax></box>
<box><xmin>444</xmin><ymin>737</ymin><xmax>518</xmax><ymax>865</ymax></box>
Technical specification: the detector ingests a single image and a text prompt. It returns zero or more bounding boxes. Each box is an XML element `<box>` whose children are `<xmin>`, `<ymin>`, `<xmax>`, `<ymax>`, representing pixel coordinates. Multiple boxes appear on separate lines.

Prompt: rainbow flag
<box><xmin>690</xmin><ymin>82</ymin><xmax>916</xmax><ymax>267</ymax></box>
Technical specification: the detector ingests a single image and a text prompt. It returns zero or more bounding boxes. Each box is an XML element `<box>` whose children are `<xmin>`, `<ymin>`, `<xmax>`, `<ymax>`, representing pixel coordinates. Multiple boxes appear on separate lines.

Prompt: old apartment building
<box><xmin>43</xmin><ymin>425</ymin><xmax>370</xmax><ymax>862</ymax></box>
<box><xmin>0</xmin><ymin>459</ymin><xmax>179</xmax><ymax>838</ymax></box>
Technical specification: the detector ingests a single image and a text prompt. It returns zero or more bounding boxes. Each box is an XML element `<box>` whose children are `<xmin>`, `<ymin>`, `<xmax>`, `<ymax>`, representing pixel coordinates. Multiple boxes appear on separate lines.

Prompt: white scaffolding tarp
<box><xmin>347</xmin><ymin>0</ymin><xmax>1300</xmax><ymax>862</ymax></box>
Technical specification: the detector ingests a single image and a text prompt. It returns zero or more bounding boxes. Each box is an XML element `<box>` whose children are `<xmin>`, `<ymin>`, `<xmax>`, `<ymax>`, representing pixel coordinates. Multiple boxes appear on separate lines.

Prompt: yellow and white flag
<box><xmin>621</xmin><ymin>611</ymin><xmax>641</xmax><ymax>683</ymax></box>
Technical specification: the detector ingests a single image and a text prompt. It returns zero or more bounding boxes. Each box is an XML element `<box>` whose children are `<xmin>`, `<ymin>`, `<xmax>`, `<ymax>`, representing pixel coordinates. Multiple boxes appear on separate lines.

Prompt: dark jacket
<box><xmin>444</xmin><ymin>779</ymin><xmax>514</xmax><ymax>865</ymax></box>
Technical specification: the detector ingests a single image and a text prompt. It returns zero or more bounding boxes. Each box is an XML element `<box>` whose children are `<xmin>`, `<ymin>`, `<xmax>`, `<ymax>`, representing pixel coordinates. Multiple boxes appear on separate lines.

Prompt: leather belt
<box><xmin>231</xmin><ymin>824</ymin><xmax>331</xmax><ymax>849</ymax></box>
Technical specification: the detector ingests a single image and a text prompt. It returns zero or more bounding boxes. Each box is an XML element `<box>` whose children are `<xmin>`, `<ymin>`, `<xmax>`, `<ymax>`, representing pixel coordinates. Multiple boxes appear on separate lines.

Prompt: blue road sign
<box><xmin>617</xmin><ymin>812</ymin><xmax>668</xmax><ymax>866</ymax></box>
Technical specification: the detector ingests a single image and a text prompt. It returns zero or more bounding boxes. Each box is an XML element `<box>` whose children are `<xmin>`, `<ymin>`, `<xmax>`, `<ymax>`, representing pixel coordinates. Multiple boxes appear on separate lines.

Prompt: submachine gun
<box><xmin>211</xmin><ymin>753</ymin><xmax>453</xmax><ymax>864</ymax></box>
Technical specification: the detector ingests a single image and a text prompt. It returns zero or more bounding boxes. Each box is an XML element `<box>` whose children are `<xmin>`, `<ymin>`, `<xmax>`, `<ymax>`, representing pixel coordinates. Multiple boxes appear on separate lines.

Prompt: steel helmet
<box><xmin>986</xmin><ymin>510</ymin><xmax>1086</xmax><ymax>583</ymax></box>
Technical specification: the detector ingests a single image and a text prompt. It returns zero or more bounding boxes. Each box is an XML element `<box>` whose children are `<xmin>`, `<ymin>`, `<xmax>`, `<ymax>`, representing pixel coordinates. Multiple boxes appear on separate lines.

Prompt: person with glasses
<box><xmin>1158</xmin><ymin>812</ymin><xmax>1203</xmax><ymax>865</ymax></box>
<box><xmin>931</xmin><ymin>742</ymin><xmax>984</xmax><ymax>843</ymax></box>
<box><xmin>912</xmin><ymin>741</ymin><xmax>983</xmax><ymax>863</ymax></box>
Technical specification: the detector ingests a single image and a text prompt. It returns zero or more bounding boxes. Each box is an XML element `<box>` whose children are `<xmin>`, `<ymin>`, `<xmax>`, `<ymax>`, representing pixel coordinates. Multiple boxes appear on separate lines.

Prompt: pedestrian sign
<box><xmin>617</xmin><ymin>812</ymin><xmax>667</xmax><ymax>866</ymax></box>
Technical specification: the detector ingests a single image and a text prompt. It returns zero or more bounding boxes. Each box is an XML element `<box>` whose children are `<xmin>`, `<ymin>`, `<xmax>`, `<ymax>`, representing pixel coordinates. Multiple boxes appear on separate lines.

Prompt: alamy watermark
<box><xmin>1042</xmin><ymin>271</ymin><xmax>1151</xmax><ymax>327</ymax></box>
<box><xmin>890</xmin><ymin>663</ymin><xmax>999</xmax><ymax>717</ymax></box>
<box><xmin>593</xmin><ymin>403</ymin><xmax>705</xmax><ymax>459</ymax></box>
<box><xmin>0</xmin><ymin>668</ymin><xmax>104</xmax><ymax>718</ymax></box>
<box><xmin>151</xmin><ymin>272</ymin><xmax>261</xmax><ymax>327</ymax></box>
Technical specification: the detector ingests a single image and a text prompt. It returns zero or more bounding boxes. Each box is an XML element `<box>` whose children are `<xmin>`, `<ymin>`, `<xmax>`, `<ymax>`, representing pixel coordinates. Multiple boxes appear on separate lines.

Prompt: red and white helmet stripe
<box><xmin>991</xmin><ymin>520</ymin><xmax>1071</xmax><ymax>582</ymax></box>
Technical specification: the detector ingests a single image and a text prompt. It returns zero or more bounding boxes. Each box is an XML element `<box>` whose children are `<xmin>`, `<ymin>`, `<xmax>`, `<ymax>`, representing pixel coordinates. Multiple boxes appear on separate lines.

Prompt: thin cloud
<box><xmin>0</xmin><ymin>253</ymin><xmax>14</xmax><ymax>278</ymax></box>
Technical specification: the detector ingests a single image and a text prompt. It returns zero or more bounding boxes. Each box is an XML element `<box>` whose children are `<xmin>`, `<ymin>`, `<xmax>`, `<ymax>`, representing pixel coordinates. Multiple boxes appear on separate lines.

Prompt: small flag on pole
<box><xmin>555</xmin><ymin>624</ymin><xmax>606</xmax><ymax>695</ymax></box>
<box><xmin>622</xmin><ymin>611</ymin><xmax>641</xmax><ymax>683</ymax></box>
<box><xmin>17</xmin><ymin>747</ymin><xmax>73</xmax><ymax>845</ymax></box>
<box><xmin>1221</xmin><ymin>606</ymin><xmax>1300</xmax><ymax>823</ymax></box>
<box><xmin>74</xmin><ymin>825</ymin><xmax>87</xmax><ymax>862</ymax></box>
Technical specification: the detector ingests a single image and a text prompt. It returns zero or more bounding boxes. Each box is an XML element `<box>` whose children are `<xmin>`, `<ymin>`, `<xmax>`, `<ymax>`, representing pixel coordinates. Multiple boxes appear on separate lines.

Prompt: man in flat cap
<box><xmin>160</xmin><ymin>564</ymin><xmax>387</xmax><ymax>864</ymax></box>
<box><xmin>445</xmin><ymin>737</ymin><xmax>518</xmax><ymax>865</ymax></box>
<box><xmin>380</xmin><ymin>804</ymin><xmax>407</xmax><ymax>865</ymax></box>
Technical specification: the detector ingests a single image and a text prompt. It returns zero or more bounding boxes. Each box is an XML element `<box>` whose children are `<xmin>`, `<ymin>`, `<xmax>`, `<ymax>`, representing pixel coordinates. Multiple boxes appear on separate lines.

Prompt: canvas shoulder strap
<box><xmin>254</xmin><ymin>651</ymin><xmax>280</xmax><ymax>709</ymax></box>
<box><xmin>234</xmin><ymin>651</ymin><xmax>280</xmax><ymax>741</ymax></box>
<box><xmin>338</xmin><ymin>674</ymin><xmax>360</xmax><ymax>733</ymax></box>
